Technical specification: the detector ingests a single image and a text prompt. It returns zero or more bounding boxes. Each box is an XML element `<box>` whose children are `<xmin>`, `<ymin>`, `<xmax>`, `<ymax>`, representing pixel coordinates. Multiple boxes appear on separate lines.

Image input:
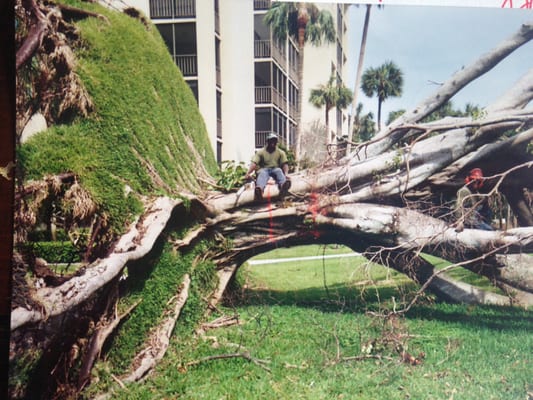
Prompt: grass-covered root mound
<box><xmin>16</xmin><ymin>0</ymin><xmax>217</xmax><ymax>261</ymax></box>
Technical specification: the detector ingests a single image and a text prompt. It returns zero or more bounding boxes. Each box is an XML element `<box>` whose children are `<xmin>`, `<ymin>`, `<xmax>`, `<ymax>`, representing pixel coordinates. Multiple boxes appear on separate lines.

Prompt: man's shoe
<box><xmin>279</xmin><ymin>180</ymin><xmax>291</xmax><ymax>197</ymax></box>
<box><xmin>254</xmin><ymin>186</ymin><xmax>263</xmax><ymax>201</ymax></box>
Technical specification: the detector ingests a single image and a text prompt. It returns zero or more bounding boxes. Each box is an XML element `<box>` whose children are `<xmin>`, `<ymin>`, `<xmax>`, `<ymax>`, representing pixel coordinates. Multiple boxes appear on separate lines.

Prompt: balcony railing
<box><xmin>289</xmin><ymin>102</ymin><xmax>297</xmax><ymax>119</ymax></box>
<box><xmin>175</xmin><ymin>54</ymin><xmax>197</xmax><ymax>76</ymax></box>
<box><xmin>254</xmin><ymin>0</ymin><xmax>271</xmax><ymax>11</ymax></box>
<box><xmin>176</xmin><ymin>0</ymin><xmax>195</xmax><ymax>16</ymax></box>
<box><xmin>255</xmin><ymin>86</ymin><xmax>271</xmax><ymax>104</ymax></box>
<box><xmin>255</xmin><ymin>130</ymin><xmax>288</xmax><ymax>148</ymax></box>
<box><xmin>150</xmin><ymin>0</ymin><xmax>173</xmax><ymax>18</ymax></box>
<box><xmin>255</xmin><ymin>86</ymin><xmax>286</xmax><ymax>111</ymax></box>
<box><xmin>254</xmin><ymin>39</ymin><xmax>285</xmax><ymax>65</ymax></box>
<box><xmin>255</xmin><ymin>130</ymin><xmax>272</xmax><ymax>147</ymax></box>
<box><xmin>150</xmin><ymin>0</ymin><xmax>196</xmax><ymax>19</ymax></box>
<box><xmin>272</xmin><ymin>40</ymin><xmax>284</xmax><ymax>64</ymax></box>
<box><xmin>254</xmin><ymin>40</ymin><xmax>271</xmax><ymax>58</ymax></box>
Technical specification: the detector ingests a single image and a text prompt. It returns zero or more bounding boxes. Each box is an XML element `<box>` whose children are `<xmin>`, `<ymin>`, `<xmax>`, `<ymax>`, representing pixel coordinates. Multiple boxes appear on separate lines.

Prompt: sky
<box><xmin>345</xmin><ymin>4</ymin><xmax>533</xmax><ymax>120</ymax></box>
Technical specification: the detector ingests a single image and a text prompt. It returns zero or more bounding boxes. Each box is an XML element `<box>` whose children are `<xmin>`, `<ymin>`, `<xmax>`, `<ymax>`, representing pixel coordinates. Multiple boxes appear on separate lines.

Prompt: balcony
<box><xmin>255</xmin><ymin>130</ymin><xmax>289</xmax><ymax>148</ymax></box>
<box><xmin>150</xmin><ymin>0</ymin><xmax>196</xmax><ymax>19</ymax></box>
<box><xmin>255</xmin><ymin>86</ymin><xmax>285</xmax><ymax>111</ymax></box>
<box><xmin>289</xmin><ymin>102</ymin><xmax>297</xmax><ymax>119</ymax></box>
<box><xmin>254</xmin><ymin>40</ymin><xmax>271</xmax><ymax>58</ymax></box>
<box><xmin>175</xmin><ymin>54</ymin><xmax>197</xmax><ymax>77</ymax></box>
<box><xmin>254</xmin><ymin>0</ymin><xmax>271</xmax><ymax>11</ymax></box>
<box><xmin>255</xmin><ymin>130</ymin><xmax>278</xmax><ymax>148</ymax></box>
<box><xmin>255</xmin><ymin>40</ymin><xmax>286</xmax><ymax>68</ymax></box>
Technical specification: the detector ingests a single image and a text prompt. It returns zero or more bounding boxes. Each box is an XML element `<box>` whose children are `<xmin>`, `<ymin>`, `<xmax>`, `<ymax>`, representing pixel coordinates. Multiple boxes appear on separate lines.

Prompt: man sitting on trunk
<box><xmin>244</xmin><ymin>132</ymin><xmax>291</xmax><ymax>201</ymax></box>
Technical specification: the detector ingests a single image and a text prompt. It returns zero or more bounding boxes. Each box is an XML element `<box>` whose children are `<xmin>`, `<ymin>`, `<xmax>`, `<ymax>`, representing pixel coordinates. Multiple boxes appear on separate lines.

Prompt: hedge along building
<box><xmin>108</xmin><ymin>0</ymin><xmax>352</xmax><ymax>164</ymax></box>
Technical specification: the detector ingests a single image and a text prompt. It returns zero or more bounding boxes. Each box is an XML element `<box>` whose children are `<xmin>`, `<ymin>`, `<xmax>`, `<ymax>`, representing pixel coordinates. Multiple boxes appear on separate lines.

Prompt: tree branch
<box><xmin>350</xmin><ymin>22</ymin><xmax>533</xmax><ymax>157</ymax></box>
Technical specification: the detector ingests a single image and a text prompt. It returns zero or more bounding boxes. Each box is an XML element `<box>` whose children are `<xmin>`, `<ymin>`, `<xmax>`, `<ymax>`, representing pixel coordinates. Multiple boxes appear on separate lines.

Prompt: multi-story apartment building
<box><xmin>112</xmin><ymin>0</ymin><xmax>351</xmax><ymax>164</ymax></box>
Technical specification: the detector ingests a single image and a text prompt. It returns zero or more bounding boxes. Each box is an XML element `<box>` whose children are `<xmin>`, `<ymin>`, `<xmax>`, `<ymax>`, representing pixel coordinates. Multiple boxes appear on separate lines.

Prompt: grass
<box><xmin>243</xmin><ymin>244</ymin><xmax>414</xmax><ymax>310</ymax></box>
<box><xmin>422</xmin><ymin>253</ymin><xmax>506</xmax><ymax>294</ymax></box>
<box><xmin>92</xmin><ymin>245</ymin><xmax>533</xmax><ymax>400</ymax></box>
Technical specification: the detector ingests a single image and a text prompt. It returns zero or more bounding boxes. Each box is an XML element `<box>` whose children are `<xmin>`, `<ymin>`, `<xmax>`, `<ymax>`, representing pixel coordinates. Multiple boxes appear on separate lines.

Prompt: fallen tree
<box><xmin>11</xmin><ymin>3</ymin><xmax>533</xmax><ymax>399</ymax></box>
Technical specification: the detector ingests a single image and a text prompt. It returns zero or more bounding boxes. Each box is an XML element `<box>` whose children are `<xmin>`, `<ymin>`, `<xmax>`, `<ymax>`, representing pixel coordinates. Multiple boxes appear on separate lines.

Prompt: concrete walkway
<box><xmin>247</xmin><ymin>252</ymin><xmax>361</xmax><ymax>266</ymax></box>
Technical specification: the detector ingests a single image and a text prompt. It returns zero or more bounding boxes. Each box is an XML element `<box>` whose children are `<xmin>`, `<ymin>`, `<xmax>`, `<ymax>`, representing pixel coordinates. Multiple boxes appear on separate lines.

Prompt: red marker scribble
<box><xmin>501</xmin><ymin>0</ymin><xmax>532</xmax><ymax>8</ymax></box>
<box><xmin>266</xmin><ymin>187</ymin><xmax>274</xmax><ymax>242</ymax></box>
<box><xmin>307</xmin><ymin>192</ymin><xmax>323</xmax><ymax>239</ymax></box>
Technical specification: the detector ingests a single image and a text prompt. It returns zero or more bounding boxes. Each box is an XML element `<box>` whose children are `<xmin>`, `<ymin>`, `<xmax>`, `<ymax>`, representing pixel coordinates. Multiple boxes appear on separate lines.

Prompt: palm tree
<box><xmin>309</xmin><ymin>75</ymin><xmax>353</xmax><ymax>145</ymax></box>
<box><xmin>264</xmin><ymin>2</ymin><xmax>336</xmax><ymax>161</ymax></box>
<box><xmin>352</xmin><ymin>103</ymin><xmax>376</xmax><ymax>142</ymax></box>
<box><xmin>361</xmin><ymin>60</ymin><xmax>404</xmax><ymax>130</ymax></box>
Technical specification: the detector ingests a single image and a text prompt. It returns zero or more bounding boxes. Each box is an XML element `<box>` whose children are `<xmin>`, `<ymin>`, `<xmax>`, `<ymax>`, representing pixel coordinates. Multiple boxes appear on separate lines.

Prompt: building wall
<box><xmin>219</xmin><ymin>0</ymin><xmax>255</xmax><ymax>163</ymax></box>
<box><xmin>196</xmin><ymin>1</ymin><xmax>218</xmax><ymax>159</ymax></box>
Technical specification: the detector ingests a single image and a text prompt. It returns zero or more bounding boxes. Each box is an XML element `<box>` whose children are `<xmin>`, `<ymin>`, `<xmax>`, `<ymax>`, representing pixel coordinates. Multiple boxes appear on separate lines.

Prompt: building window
<box><xmin>216</xmin><ymin>90</ymin><xmax>222</xmax><ymax>139</ymax></box>
<box><xmin>216</xmin><ymin>141</ymin><xmax>222</xmax><ymax>164</ymax></box>
<box><xmin>156</xmin><ymin>22</ymin><xmax>198</xmax><ymax>77</ymax></box>
<box><xmin>215</xmin><ymin>38</ymin><xmax>221</xmax><ymax>87</ymax></box>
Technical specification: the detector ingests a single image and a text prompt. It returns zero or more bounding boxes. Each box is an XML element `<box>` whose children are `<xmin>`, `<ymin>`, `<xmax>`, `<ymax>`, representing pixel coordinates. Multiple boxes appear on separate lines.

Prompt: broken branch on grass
<box><xmin>200</xmin><ymin>315</ymin><xmax>240</xmax><ymax>331</ymax></box>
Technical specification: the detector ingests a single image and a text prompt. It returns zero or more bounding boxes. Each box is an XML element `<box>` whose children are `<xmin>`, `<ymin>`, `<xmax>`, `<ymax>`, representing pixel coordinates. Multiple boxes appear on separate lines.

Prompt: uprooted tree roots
<box><xmin>15</xmin><ymin>0</ymin><xmax>96</xmax><ymax>136</ymax></box>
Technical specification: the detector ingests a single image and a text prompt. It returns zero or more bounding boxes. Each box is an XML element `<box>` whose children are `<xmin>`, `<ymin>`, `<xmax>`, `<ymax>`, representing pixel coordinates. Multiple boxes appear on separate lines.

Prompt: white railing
<box><xmin>176</xmin><ymin>0</ymin><xmax>195</xmax><ymax>17</ymax></box>
<box><xmin>150</xmin><ymin>0</ymin><xmax>174</xmax><ymax>18</ymax></box>
<box><xmin>149</xmin><ymin>0</ymin><xmax>196</xmax><ymax>18</ymax></box>
<box><xmin>255</xmin><ymin>130</ymin><xmax>271</xmax><ymax>147</ymax></box>
<box><xmin>255</xmin><ymin>86</ymin><xmax>272</xmax><ymax>104</ymax></box>
<box><xmin>175</xmin><ymin>54</ymin><xmax>197</xmax><ymax>76</ymax></box>
<box><xmin>254</xmin><ymin>0</ymin><xmax>271</xmax><ymax>10</ymax></box>
<box><xmin>255</xmin><ymin>86</ymin><xmax>286</xmax><ymax>110</ymax></box>
<box><xmin>254</xmin><ymin>40</ymin><xmax>271</xmax><ymax>58</ymax></box>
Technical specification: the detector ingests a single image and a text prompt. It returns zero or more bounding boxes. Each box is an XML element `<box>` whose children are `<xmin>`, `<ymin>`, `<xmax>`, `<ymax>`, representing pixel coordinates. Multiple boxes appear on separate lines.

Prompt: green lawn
<box><xmin>89</xmin><ymin>245</ymin><xmax>533</xmax><ymax>400</ymax></box>
<box><xmin>242</xmin><ymin>244</ymin><xmax>414</xmax><ymax>310</ymax></box>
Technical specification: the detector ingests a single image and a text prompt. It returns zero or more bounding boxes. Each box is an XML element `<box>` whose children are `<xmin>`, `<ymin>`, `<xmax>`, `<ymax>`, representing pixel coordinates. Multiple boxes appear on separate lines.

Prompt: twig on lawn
<box><xmin>201</xmin><ymin>315</ymin><xmax>240</xmax><ymax>331</ymax></box>
<box><xmin>110</xmin><ymin>374</ymin><xmax>127</xmax><ymax>390</ymax></box>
